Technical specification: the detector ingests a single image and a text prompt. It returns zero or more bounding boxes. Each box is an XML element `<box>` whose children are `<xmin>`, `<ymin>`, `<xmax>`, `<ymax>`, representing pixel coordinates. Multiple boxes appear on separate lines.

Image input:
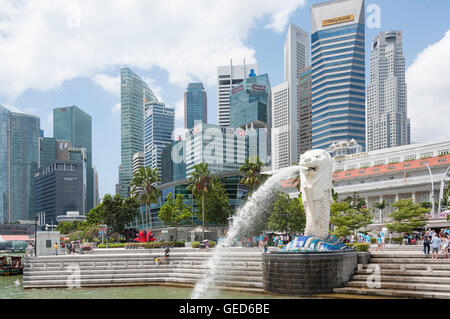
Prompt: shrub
<box><xmin>96</xmin><ymin>243</ymin><xmax>126</xmax><ymax>248</ymax></box>
<box><xmin>346</xmin><ymin>243</ymin><xmax>370</xmax><ymax>252</ymax></box>
<box><xmin>81</xmin><ymin>244</ymin><xmax>92</xmax><ymax>251</ymax></box>
<box><xmin>125</xmin><ymin>241</ymin><xmax>185</xmax><ymax>249</ymax></box>
<box><xmin>190</xmin><ymin>241</ymin><xmax>216</xmax><ymax>248</ymax></box>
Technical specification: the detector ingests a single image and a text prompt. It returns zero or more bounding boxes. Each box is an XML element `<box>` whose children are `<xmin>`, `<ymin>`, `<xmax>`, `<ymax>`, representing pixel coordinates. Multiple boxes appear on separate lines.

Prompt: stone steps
<box><xmin>334</xmin><ymin>287</ymin><xmax>450</xmax><ymax>299</ymax></box>
<box><xmin>333</xmin><ymin>250</ymin><xmax>450</xmax><ymax>298</ymax></box>
<box><xmin>23</xmin><ymin>249</ymin><xmax>264</xmax><ymax>291</ymax></box>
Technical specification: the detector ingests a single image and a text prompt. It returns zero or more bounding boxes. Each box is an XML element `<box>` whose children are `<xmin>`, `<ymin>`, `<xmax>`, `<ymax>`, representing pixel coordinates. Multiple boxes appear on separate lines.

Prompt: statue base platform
<box><xmin>263</xmin><ymin>250</ymin><xmax>358</xmax><ymax>295</ymax></box>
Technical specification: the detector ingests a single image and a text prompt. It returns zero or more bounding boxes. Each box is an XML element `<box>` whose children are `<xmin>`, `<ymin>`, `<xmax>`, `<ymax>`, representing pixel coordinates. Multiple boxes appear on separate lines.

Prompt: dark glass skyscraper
<box><xmin>53</xmin><ymin>105</ymin><xmax>93</xmax><ymax>211</ymax></box>
<box><xmin>120</xmin><ymin>68</ymin><xmax>158</xmax><ymax>197</ymax></box>
<box><xmin>0</xmin><ymin>106</ymin><xmax>40</xmax><ymax>223</ymax></box>
<box><xmin>184</xmin><ymin>83</ymin><xmax>207</xmax><ymax>129</ymax></box>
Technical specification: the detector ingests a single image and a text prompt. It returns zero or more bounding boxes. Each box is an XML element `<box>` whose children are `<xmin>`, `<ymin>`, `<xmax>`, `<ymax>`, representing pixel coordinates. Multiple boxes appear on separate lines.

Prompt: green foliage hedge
<box><xmin>190</xmin><ymin>241</ymin><xmax>217</xmax><ymax>248</ymax></box>
<box><xmin>345</xmin><ymin>243</ymin><xmax>370</xmax><ymax>252</ymax></box>
<box><xmin>96</xmin><ymin>242</ymin><xmax>186</xmax><ymax>249</ymax></box>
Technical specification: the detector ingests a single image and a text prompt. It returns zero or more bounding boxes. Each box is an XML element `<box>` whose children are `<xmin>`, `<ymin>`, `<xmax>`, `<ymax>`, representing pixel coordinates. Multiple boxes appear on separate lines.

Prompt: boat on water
<box><xmin>0</xmin><ymin>256</ymin><xmax>23</xmax><ymax>276</ymax></box>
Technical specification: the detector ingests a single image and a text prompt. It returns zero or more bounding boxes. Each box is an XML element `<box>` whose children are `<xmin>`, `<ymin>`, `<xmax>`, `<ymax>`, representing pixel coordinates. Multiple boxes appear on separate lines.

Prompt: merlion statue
<box><xmin>299</xmin><ymin>149</ymin><xmax>333</xmax><ymax>240</ymax></box>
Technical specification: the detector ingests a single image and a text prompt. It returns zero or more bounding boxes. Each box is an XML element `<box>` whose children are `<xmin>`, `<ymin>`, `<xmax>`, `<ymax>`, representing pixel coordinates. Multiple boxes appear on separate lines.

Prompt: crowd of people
<box><xmin>422</xmin><ymin>228</ymin><xmax>450</xmax><ymax>259</ymax></box>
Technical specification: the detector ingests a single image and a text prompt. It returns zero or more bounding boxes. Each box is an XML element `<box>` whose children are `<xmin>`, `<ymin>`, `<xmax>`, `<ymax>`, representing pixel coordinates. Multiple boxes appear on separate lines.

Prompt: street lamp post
<box><xmin>34</xmin><ymin>215</ymin><xmax>38</xmax><ymax>257</ymax></box>
<box><xmin>423</xmin><ymin>162</ymin><xmax>435</xmax><ymax>218</ymax></box>
<box><xmin>438</xmin><ymin>166</ymin><xmax>450</xmax><ymax>215</ymax></box>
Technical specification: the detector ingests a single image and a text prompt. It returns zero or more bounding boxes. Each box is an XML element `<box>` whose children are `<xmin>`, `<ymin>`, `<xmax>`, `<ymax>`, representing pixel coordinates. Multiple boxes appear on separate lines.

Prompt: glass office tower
<box><xmin>0</xmin><ymin>106</ymin><xmax>40</xmax><ymax>222</ymax></box>
<box><xmin>311</xmin><ymin>0</ymin><xmax>366</xmax><ymax>150</ymax></box>
<box><xmin>120</xmin><ymin>67</ymin><xmax>158</xmax><ymax>197</ymax></box>
<box><xmin>144</xmin><ymin>101</ymin><xmax>174</xmax><ymax>177</ymax></box>
<box><xmin>184</xmin><ymin>83</ymin><xmax>207</xmax><ymax>129</ymax></box>
<box><xmin>53</xmin><ymin>105</ymin><xmax>93</xmax><ymax>211</ymax></box>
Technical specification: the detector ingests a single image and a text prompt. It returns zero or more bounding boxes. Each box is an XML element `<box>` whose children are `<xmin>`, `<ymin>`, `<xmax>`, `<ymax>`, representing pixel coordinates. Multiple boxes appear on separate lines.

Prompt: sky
<box><xmin>0</xmin><ymin>0</ymin><xmax>449</xmax><ymax>198</ymax></box>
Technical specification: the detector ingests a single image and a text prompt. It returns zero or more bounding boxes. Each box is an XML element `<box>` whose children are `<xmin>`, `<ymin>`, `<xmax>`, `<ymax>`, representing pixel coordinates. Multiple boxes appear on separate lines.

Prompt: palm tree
<box><xmin>239</xmin><ymin>156</ymin><xmax>264</xmax><ymax>196</ymax></box>
<box><xmin>373</xmin><ymin>200</ymin><xmax>387</xmax><ymax>223</ymax></box>
<box><xmin>130</xmin><ymin>166</ymin><xmax>161</xmax><ymax>242</ymax></box>
<box><xmin>187</xmin><ymin>163</ymin><xmax>212</xmax><ymax>241</ymax></box>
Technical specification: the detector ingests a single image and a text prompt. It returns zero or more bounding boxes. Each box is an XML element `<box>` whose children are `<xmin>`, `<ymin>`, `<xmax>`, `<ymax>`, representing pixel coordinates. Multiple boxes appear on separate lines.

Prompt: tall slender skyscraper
<box><xmin>297</xmin><ymin>66</ymin><xmax>313</xmax><ymax>157</ymax></box>
<box><xmin>53</xmin><ymin>105</ymin><xmax>93</xmax><ymax>211</ymax></box>
<box><xmin>271</xmin><ymin>81</ymin><xmax>290</xmax><ymax>170</ymax></box>
<box><xmin>144</xmin><ymin>101</ymin><xmax>174</xmax><ymax>177</ymax></box>
<box><xmin>120</xmin><ymin>67</ymin><xmax>158</xmax><ymax>197</ymax></box>
<box><xmin>284</xmin><ymin>23</ymin><xmax>310</xmax><ymax>164</ymax></box>
<box><xmin>367</xmin><ymin>31</ymin><xmax>410</xmax><ymax>151</ymax></box>
<box><xmin>217</xmin><ymin>60</ymin><xmax>258</xmax><ymax>127</ymax></box>
<box><xmin>0</xmin><ymin>106</ymin><xmax>40</xmax><ymax>222</ymax></box>
<box><xmin>184</xmin><ymin>83</ymin><xmax>207</xmax><ymax>129</ymax></box>
<box><xmin>311</xmin><ymin>0</ymin><xmax>366</xmax><ymax>150</ymax></box>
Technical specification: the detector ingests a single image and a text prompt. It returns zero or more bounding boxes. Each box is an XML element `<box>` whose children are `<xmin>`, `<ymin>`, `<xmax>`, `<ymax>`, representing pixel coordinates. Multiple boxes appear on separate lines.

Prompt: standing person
<box><xmin>350</xmin><ymin>233</ymin><xmax>355</xmax><ymax>244</ymax></box>
<box><xmin>389</xmin><ymin>232</ymin><xmax>392</xmax><ymax>245</ymax></box>
<box><xmin>53</xmin><ymin>243</ymin><xmax>58</xmax><ymax>255</ymax></box>
<box><xmin>423</xmin><ymin>235</ymin><xmax>431</xmax><ymax>258</ymax></box>
<box><xmin>431</xmin><ymin>234</ymin><xmax>442</xmax><ymax>260</ymax></box>
<box><xmin>442</xmin><ymin>235</ymin><xmax>449</xmax><ymax>259</ymax></box>
<box><xmin>376</xmin><ymin>233</ymin><xmax>383</xmax><ymax>251</ymax></box>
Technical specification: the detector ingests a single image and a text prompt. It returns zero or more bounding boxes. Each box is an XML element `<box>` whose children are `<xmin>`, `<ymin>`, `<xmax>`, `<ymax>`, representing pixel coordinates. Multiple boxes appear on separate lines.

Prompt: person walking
<box><xmin>423</xmin><ymin>235</ymin><xmax>431</xmax><ymax>258</ymax></box>
<box><xmin>376</xmin><ymin>233</ymin><xmax>383</xmax><ymax>251</ymax></box>
<box><xmin>431</xmin><ymin>234</ymin><xmax>442</xmax><ymax>260</ymax></box>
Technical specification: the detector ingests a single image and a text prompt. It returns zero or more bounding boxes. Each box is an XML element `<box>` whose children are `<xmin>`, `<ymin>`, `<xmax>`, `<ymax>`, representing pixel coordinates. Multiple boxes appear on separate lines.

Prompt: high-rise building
<box><xmin>311</xmin><ymin>0</ymin><xmax>366</xmax><ymax>150</ymax></box>
<box><xmin>229</xmin><ymin>73</ymin><xmax>271</xmax><ymax>164</ymax></box>
<box><xmin>217</xmin><ymin>60</ymin><xmax>258</xmax><ymax>127</ymax></box>
<box><xmin>174</xmin><ymin>122</ymin><xmax>247</xmax><ymax>179</ymax></box>
<box><xmin>271</xmin><ymin>82</ymin><xmax>290</xmax><ymax>170</ymax></box>
<box><xmin>0</xmin><ymin>106</ymin><xmax>40</xmax><ymax>223</ymax></box>
<box><xmin>367</xmin><ymin>31</ymin><xmax>410</xmax><ymax>151</ymax></box>
<box><xmin>144</xmin><ymin>101</ymin><xmax>174</xmax><ymax>177</ymax></box>
<box><xmin>120</xmin><ymin>67</ymin><xmax>158</xmax><ymax>197</ymax></box>
<box><xmin>132</xmin><ymin>152</ymin><xmax>144</xmax><ymax>175</ymax></box>
<box><xmin>93</xmin><ymin>165</ymin><xmax>99</xmax><ymax>207</ymax></box>
<box><xmin>53</xmin><ymin>105</ymin><xmax>93</xmax><ymax>211</ymax></box>
<box><xmin>184</xmin><ymin>83</ymin><xmax>207</xmax><ymax>129</ymax></box>
<box><xmin>34</xmin><ymin>159</ymin><xmax>85</xmax><ymax>225</ymax></box>
<box><xmin>298</xmin><ymin>66</ymin><xmax>313</xmax><ymax>156</ymax></box>
<box><xmin>284</xmin><ymin>23</ymin><xmax>310</xmax><ymax>164</ymax></box>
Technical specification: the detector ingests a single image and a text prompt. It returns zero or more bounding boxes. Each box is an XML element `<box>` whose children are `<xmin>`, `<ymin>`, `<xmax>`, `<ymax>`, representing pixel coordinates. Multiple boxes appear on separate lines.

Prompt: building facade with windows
<box><xmin>284</xmin><ymin>23</ymin><xmax>310</xmax><ymax>165</ymax></box>
<box><xmin>217</xmin><ymin>60</ymin><xmax>258</xmax><ymax>127</ymax></box>
<box><xmin>367</xmin><ymin>31</ymin><xmax>410</xmax><ymax>151</ymax></box>
<box><xmin>297</xmin><ymin>66</ymin><xmax>313</xmax><ymax>157</ymax></box>
<box><xmin>332</xmin><ymin>140</ymin><xmax>450</xmax><ymax>221</ymax></box>
<box><xmin>184</xmin><ymin>83</ymin><xmax>207</xmax><ymax>129</ymax></box>
<box><xmin>144</xmin><ymin>101</ymin><xmax>174</xmax><ymax>177</ymax></box>
<box><xmin>120</xmin><ymin>67</ymin><xmax>158</xmax><ymax>197</ymax></box>
<box><xmin>53</xmin><ymin>105</ymin><xmax>93</xmax><ymax>211</ymax></box>
<box><xmin>271</xmin><ymin>81</ymin><xmax>290</xmax><ymax>170</ymax></box>
<box><xmin>310</xmin><ymin>0</ymin><xmax>366</xmax><ymax>150</ymax></box>
<box><xmin>0</xmin><ymin>106</ymin><xmax>40</xmax><ymax>223</ymax></box>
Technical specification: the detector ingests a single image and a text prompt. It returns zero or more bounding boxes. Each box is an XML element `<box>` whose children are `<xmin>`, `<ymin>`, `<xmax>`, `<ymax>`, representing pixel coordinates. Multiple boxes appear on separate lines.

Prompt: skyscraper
<box><xmin>271</xmin><ymin>82</ymin><xmax>290</xmax><ymax>170</ymax></box>
<box><xmin>184</xmin><ymin>83</ymin><xmax>207</xmax><ymax>129</ymax></box>
<box><xmin>311</xmin><ymin>0</ymin><xmax>366</xmax><ymax>150</ymax></box>
<box><xmin>53</xmin><ymin>105</ymin><xmax>93</xmax><ymax>211</ymax></box>
<box><xmin>284</xmin><ymin>23</ymin><xmax>310</xmax><ymax>164</ymax></box>
<box><xmin>298</xmin><ymin>66</ymin><xmax>313</xmax><ymax>156</ymax></box>
<box><xmin>229</xmin><ymin>73</ymin><xmax>271</xmax><ymax>164</ymax></box>
<box><xmin>217</xmin><ymin>60</ymin><xmax>258</xmax><ymax>127</ymax></box>
<box><xmin>144</xmin><ymin>101</ymin><xmax>174</xmax><ymax>176</ymax></box>
<box><xmin>367</xmin><ymin>31</ymin><xmax>410</xmax><ymax>151</ymax></box>
<box><xmin>120</xmin><ymin>67</ymin><xmax>158</xmax><ymax>197</ymax></box>
<box><xmin>93</xmin><ymin>165</ymin><xmax>99</xmax><ymax>207</ymax></box>
<box><xmin>0</xmin><ymin>106</ymin><xmax>40</xmax><ymax>223</ymax></box>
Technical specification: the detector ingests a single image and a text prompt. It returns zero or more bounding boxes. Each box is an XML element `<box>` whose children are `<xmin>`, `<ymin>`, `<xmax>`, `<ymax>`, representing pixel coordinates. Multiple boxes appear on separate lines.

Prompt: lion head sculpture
<box><xmin>299</xmin><ymin>149</ymin><xmax>333</xmax><ymax>202</ymax></box>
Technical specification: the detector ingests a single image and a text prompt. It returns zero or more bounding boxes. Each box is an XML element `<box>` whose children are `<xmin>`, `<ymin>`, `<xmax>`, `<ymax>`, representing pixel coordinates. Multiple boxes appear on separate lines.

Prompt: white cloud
<box><xmin>0</xmin><ymin>0</ymin><xmax>305</xmax><ymax>100</ymax></box>
<box><xmin>92</xmin><ymin>74</ymin><xmax>120</xmax><ymax>96</ymax></box>
<box><xmin>111</xmin><ymin>103</ymin><xmax>121</xmax><ymax>113</ymax></box>
<box><xmin>407</xmin><ymin>30</ymin><xmax>450</xmax><ymax>143</ymax></box>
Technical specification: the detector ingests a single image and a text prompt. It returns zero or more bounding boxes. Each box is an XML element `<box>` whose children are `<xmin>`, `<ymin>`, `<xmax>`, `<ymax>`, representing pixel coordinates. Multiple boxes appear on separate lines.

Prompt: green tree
<box><xmin>267</xmin><ymin>192</ymin><xmax>306</xmax><ymax>238</ymax></box>
<box><xmin>239</xmin><ymin>156</ymin><xmax>265</xmax><ymax>195</ymax></box>
<box><xmin>86</xmin><ymin>203</ymin><xmax>104</xmax><ymax>226</ymax></box>
<box><xmin>373</xmin><ymin>200</ymin><xmax>387</xmax><ymax>223</ymax></box>
<box><xmin>330</xmin><ymin>201</ymin><xmax>373</xmax><ymax>237</ymax></box>
<box><xmin>158</xmin><ymin>192</ymin><xmax>195</xmax><ymax>240</ymax></box>
<box><xmin>196</xmin><ymin>179</ymin><xmax>231</xmax><ymax>225</ymax></box>
<box><xmin>386</xmin><ymin>199</ymin><xmax>428</xmax><ymax>235</ymax></box>
<box><xmin>187</xmin><ymin>163</ymin><xmax>213</xmax><ymax>241</ymax></box>
<box><xmin>101</xmin><ymin>194</ymin><xmax>140</xmax><ymax>237</ymax></box>
<box><xmin>130</xmin><ymin>166</ymin><xmax>161</xmax><ymax>241</ymax></box>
